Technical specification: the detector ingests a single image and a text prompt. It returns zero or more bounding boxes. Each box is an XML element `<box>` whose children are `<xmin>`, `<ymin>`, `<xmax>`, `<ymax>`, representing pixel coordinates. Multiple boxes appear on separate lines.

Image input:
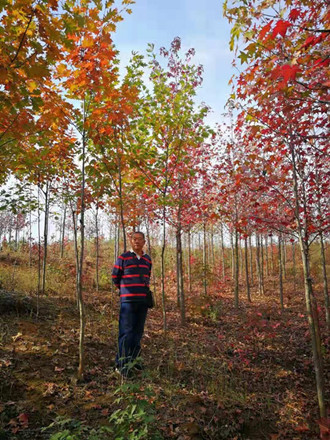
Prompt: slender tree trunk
<box><xmin>300</xmin><ymin>239</ymin><xmax>325</xmax><ymax>417</ymax></box>
<box><xmin>95</xmin><ymin>205</ymin><xmax>99</xmax><ymax>292</ymax></box>
<box><xmin>14</xmin><ymin>217</ymin><xmax>19</xmax><ymax>251</ymax></box>
<box><xmin>176</xmin><ymin>224</ymin><xmax>185</xmax><ymax>325</ymax></box>
<box><xmin>290</xmin><ymin>143</ymin><xmax>325</xmax><ymax>417</ymax></box>
<box><xmin>220</xmin><ymin>223</ymin><xmax>225</xmax><ymax>279</ymax></box>
<box><xmin>278</xmin><ymin>233</ymin><xmax>284</xmax><ymax>311</ymax></box>
<box><xmin>282</xmin><ymin>236</ymin><xmax>286</xmax><ymax>279</ymax></box>
<box><xmin>117</xmin><ymin>141</ymin><xmax>126</xmax><ymax>252</ymax></box>
<box><xmin>210</xmin><ymin>226</ymin><xmax>215</xmax><ymax>273</ymax></box>
<box><xmin>260</xmin><ymin>235</ymin><xmax>265</xmax><ymax>294</ymax></box>
<box><xmin>29</xmin><ymin>187</ymin><xmax>32</xmax><ymax>267</ymax></box>
<box><xmin>203</xmin><ymin>222</ymin><xmax>207</xmax><ymax>296</ymax></box>
<box><xmin>239</xmin><ymin>238</ymin><xmax>244</xmax><ymax>277</ymax></box>
<box><xmin>244</xmin><ymin>237</ymin><xmax>251</xmax><ymax>302</ymax></box>
<box><xmin>161</xmin><ymin>204</ymin><xmax>167</xmax><ymax>332</ymax></box>
<box><xmin>234</xmin><ymin>228</ymin><xmax>239</xmax><ymax>308</ymax></box>
<box><xmin>270</xmin><ymin>235</ymin><xmax>274</xmax><ymax>274</ymax></box>
<box><xmin>176</xmin><ymin>231</ymin><xmax>180</xmax><ymax>308</ymax></box>
<box><xmin>8</xmin><ymin>224</ymin><xmax>12</xmax><ymax>247</ymax></box>
<box><xmin>71</xmin><ymin>206</ymin><xmax>80</xmax><ymax>306</ymax></box>
<box><xmin>230</xmin><ymin>231</ymin><xmax>234</xmax><ymax>280</ymax></box>
<box><xmin>76</xmin><ymin>100</ymin><xmax>87</xmax><ymax>381</ymax></box>
<box><xmin>145</xmin><ymin>215</ymin><xmax>152</xmax><ymax>257</ymax></box>
<box><xmin>114</xmin><ymin>219</ymin><xmax>119</xmax><ymax>263</ymax></box>
<box><xmin>292</xmin><ymin>239</ymin><xmax>296</xmax><ymax>294</ymax></box>
<box><xmin>249</xmin><ymin>235</ymin><xmax>254</xmax><ymax>286</ymax></box>
<box><xmin>41</xmin><ymin>181</ymin><xmax>49</xmax><ymax>296</ymax></box>
<box><xmin>256</xmin><ymin>235</ymin><xmax>264</xmax><ymax>295</ymax></box>
<box><xmin>60</xmin><ymin>204</ymin><xmax>67</xmax><ymax>258</ymax></box>
<box><xmin>187</xmin><ymin>228</ymin><xmax>192</xmax><ymax>294</ymax></box>
<box><xmin>37</xmin><ymin>182</ymin><xmax>41</xmax><ymax>316</ymax></box>
<box><xmin>319</xmin><ymin>232</ymin><xmax>329</xmax><ymax>329</ymax></box>
<box><xmin>265</xmin><ymin>235</ymin><xmax>269</xmax><ymax>278</ymax></box>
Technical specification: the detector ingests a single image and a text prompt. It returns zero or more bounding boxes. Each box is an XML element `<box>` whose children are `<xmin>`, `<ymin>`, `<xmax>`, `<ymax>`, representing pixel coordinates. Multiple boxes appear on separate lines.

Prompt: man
<box><xmin>112</xmin><ymin>231</ymin><xmax>152</xmax><ymax>377</ymax></box>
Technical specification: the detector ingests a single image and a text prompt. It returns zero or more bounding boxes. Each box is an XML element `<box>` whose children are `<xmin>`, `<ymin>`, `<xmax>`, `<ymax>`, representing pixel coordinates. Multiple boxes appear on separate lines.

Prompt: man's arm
<box><xmin>112</xmin><ymin>257</ymin><xmax>123</xmax><ymax>290</ymax></box>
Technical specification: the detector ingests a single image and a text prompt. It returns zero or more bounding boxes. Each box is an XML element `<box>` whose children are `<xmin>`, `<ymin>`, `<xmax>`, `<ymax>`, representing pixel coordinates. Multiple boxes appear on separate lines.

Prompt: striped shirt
<box><xmin>112</xmin><ymin>251</ymin><xmax>152</xmax><ymax>303</ymax></box>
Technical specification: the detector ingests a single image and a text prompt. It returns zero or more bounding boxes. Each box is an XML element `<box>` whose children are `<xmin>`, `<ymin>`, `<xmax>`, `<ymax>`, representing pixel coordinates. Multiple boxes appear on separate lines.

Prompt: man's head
<box><xmin>130</xmin><ymin>231</ymin><xmax>146</xmax><ymax>255</ymax></box>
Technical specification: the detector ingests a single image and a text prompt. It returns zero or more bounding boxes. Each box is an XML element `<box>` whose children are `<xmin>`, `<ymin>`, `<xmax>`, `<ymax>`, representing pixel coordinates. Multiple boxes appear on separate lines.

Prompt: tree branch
<box><xmin>10</xmin><ymin>13</ymin><xmax>34</xmax><ymax>65</ymax></box>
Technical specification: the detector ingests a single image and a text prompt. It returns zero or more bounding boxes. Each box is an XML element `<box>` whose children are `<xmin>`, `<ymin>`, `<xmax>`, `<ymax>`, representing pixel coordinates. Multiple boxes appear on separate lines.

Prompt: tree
<box><xmin>224</xmin><ymin>0</ymin><xmax>329</xmax><ymax>417</ymax></box>
<box><xmin>127</xmin><ymin>37</ymin><xmax>210</xmax><ymax>330</ymax></box>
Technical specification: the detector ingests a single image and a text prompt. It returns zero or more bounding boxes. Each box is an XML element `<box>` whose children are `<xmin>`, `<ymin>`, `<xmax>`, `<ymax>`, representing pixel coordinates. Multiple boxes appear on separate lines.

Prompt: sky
<box><xmin>112</xmin><ymin>0</ymin><xmax>235</xmax><ymax>127</ymax></box>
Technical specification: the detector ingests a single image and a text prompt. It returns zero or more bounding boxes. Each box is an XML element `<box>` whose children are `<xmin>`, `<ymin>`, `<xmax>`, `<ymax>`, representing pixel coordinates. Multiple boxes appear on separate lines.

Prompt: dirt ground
<box><xmin>0</xmin><ymin>284</ymin><xmax>329</xmax><ymax>439</ymax></box>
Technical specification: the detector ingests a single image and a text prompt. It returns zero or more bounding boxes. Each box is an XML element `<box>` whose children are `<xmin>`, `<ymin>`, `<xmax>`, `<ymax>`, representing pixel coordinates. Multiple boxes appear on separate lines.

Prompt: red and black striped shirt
<box><xmin>112</xmin><ymin>251</ymin><xmax>152</xmax><ymax>303</ymax></box>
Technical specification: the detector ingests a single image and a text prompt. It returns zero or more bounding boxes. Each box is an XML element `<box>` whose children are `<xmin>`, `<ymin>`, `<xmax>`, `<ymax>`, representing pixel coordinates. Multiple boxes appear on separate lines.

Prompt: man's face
<box><xmin>130</xmin><ymin>233</ymin><xmax>145</xmax><ymax>254</ymax></box>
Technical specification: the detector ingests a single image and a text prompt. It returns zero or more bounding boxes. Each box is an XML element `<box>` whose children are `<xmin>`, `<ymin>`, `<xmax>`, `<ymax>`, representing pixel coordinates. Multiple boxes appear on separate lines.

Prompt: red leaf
<box><xmin>18</xmin><ymin>413</ymin><xmax>29</xmax><ymax>428</ymax></box>
<box><xmin>272</xmin><ymin>20</ymin><xmax>291</xmax><ymax>38</ymax></box>
<box><xmin>259</xmin><ymin>20</ymin><xmax>273</xmax><ymax>40</ymax></box>
<box><xmin>295</xmin><ymin>424</ymin><xmax>309</xmax><ymax>432</ymax></box>
<box><xmin>272</xmin><ymin>64</ymin><xmax>300</xmax><ymax>85</ymax></box>
<box><xmin>302</xmin><ymin>35</ymin><xmax>316</xmax><ymax>49</ymax></box>
<box><xmin>289</xmin><ymin>9</ymin><xmax>300</xmax><ymax>21</ymax></box>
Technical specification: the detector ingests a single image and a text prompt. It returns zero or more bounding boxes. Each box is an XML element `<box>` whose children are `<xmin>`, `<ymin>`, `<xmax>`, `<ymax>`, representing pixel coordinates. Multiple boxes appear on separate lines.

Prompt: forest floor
<box><xmin>0</xmin><ymin>273</ymin><xmax>329</xmax><ymax>439</ymax></box>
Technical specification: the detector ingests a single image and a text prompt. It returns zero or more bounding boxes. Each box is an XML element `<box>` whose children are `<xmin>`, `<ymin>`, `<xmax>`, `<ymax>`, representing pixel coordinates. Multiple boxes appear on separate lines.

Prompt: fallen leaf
<box><xmin>55</xmin><ymin>366</ymin><xmax>65</xmax><ymax>372</ymax></box>
<box><xmin>12</xmin><ymin>332</ymin><xmax>23</xmax><ymax>342</ymax></box>
<box><xmin>18</xmin><ymin>413</ymin><xmax>29</xmax><ymax>428</ymax></box>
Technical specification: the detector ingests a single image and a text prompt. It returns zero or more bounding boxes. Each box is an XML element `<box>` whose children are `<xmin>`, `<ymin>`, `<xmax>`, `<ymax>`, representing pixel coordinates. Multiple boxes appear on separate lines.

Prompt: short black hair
<box><xmin>131</xmin><ymin>231</ymin><xmax>145</xmax><ymax>240</ymax></box>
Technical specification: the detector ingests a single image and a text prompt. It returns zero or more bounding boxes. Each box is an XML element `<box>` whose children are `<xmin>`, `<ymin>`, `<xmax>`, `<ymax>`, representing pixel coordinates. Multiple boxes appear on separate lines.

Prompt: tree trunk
<box><xmin>239</xmin><ymin>238</ymin><xmax>244</xmax><ymax>277</ymax></box>
<box><xmin>300</xmin><ymin>239</ymin><xmax>325</xmax><ymax>417</ymax></box>
<box><xmin>233</xmin><ymin>228</ymin><xmax>239</xmax><ymax>308</ymax></box>
<box><xmin>230</xmin><ymin>231</ymin><xmax>234</xmax><ymax>280</ymax></box>
<box><xmin>145</xmin><ymin>215</ymin><xmax>152</xmax><ymax>257</ymax></box>
<box><xmin>249</xmin><ymin>235</ymin><xmax>254</xmax><ymax>286</ymax></box>
<box><xmin>187</xmin><ymin>228</ymin><xmax>192</xmax><ymax>294</ymax></box>
<box><xmin>71</xmin><ymin>207</ymin><xmax>80</xmax><ymax>307</ymax></box>
<box><xmin>282</xmin><ymin>236</ymin><xmax>286</xmax><ymax>279</ymax></box>
<box><xmin>290</xmin><ymin>143</ymin><xmax>325</xmax><ymax>417</ymax></box>
<box><xmin>210</xmin><ymin>226</ymin><xmax>215</xmax><ymax>273</ymax></box>
<box><xmin>319</xmin><ymin>232</ymin><xmax>329</xmax><ymax>329</ymax></box>
<box><xmin>176</xmin><ymin>224</ymin><xmax>185</xmax><ymax>325</ymax></box>
<box><xmin>76</xmin><ymin>100</ymin><xmax>87</xmax><ymax>381</ymax></box>
<box><xmin>256</xmin><ymin>234</ymin><xmax>264</xmax><ymax>295</ymax></box>
<box><xmin>37</xmin><ymin>181</ymin><xmax>41</xmax><ymax>316</ymax></box>
<box><xmin>244</xmin><ymin>237</ymin><xmax>251</xmax><ymax>302</ymax></box>
<box><xmin>60</xmin><ymin>203</ymin><xmax>66</xmax><ymax>258</ymax></box>
<box><xmin>265</xmin><ymin>235</ymin><xmax>269</xmax><ymax>278</ymax></box>
<box><xmin>41</xmin><ymin>181</ymin><xmax>49</xmax><ymax>297</ymax></box>
<box><xmin>203</xmin><ymin>222</ymin><xmax>207</xmax><ymax>296</ymax></box>
<box><xmin>260</xmin><ymin>235</ymin><xmax>265</xmax><ymax>293</ymax></box>
<box><xmin>278</xmin><ymin>233</ymin><xmax>284</xmax><ymax>311</ymax></box>
<box><xmin>161</xmin><ymin>204</ymin><xmax>167</xmax><ymax>332</ymax></box>
<box><xmin>292</xmin><ymin>240</ymin><xmax>296</xmax><ymax>293</ymax></box>
<box><xmin>114</xmin><ymin>219</ymin><xmax>119</xmax><ymax>263</ymax></box>
<box><xmin>14</xmin><ymin>216</ymin><xmax>19</xmax><ymax>251</ymax></box>
<box><xmin>29</xmin><ymin>186</ymin><xmax>32</xmax><ymax>267</ymax></box>
<box><xmin>270</xmin><ymin>235</ymin><xmax>274</xmax><ymax>274</ymax></box>
<box><xmin>117</xmin><ymin>141</ymin><xmax>126</xmax><ymax>252</ymax></box>
<box><xmin>95</xmin><ymin>205</ymin><xmax>99</xmax><ymax>292</ymax></box>
<box><xmin>220</xmin><ymin>223</ymin><xmax>225</xmax><ymax>279</ymax></box>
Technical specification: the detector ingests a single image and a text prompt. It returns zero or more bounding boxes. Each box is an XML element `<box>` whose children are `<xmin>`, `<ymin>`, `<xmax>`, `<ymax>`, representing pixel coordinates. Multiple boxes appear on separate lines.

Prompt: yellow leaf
<box><xmin>82</xmin><ymin>37</ymin><xmax>94</xmax><ymax>48</ymax></box>
<box><xmin>57</xmin><ymin>64</ymin><xmax>67</xmax><ymax>75</ymax></box>
<box><xmin>27</xmin><ymin>80</ymin><xmax>38</xmax><ymax>92</ymax></box>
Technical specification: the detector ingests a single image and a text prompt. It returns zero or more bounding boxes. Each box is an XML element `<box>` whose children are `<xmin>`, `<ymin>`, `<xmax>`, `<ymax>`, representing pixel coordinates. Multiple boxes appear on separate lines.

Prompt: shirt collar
<box><xmin>130</xmin><ymin>249</ymin><xmax>144</xmax><ymax>259</ymax></box>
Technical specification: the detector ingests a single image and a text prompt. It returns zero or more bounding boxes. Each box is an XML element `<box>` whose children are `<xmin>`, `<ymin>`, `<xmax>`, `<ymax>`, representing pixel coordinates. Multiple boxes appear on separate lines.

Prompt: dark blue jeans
<box><xmin>116</xmin><ymin>302</ymin><xmax>148</xmax><ymax>370</ymax></box>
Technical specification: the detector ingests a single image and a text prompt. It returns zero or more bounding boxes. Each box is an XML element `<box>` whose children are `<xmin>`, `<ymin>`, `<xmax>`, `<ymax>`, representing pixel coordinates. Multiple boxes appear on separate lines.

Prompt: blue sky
<box><xmin>113</xmin><ymin>0</ymin><xmax>235</xmax><ymax>126</ymax></box>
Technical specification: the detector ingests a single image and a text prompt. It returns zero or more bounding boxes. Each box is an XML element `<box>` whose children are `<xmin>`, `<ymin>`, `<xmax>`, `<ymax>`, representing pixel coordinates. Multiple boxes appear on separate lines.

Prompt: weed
<box><xmin>42</xmin><ymin>382</ymin><xmax>163</xmax><ymax>440</ymax></box>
